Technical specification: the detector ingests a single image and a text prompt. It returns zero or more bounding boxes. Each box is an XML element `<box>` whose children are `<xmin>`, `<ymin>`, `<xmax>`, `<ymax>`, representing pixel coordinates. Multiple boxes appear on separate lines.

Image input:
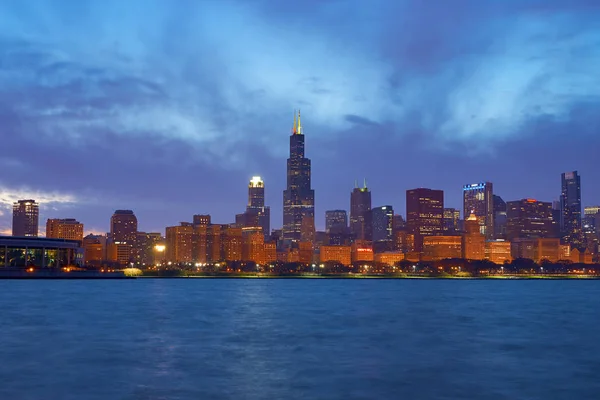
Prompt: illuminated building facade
<box><xmin>325</xmin><ymin>210</ymin><xmax>348</xmax><ymax>233</ymax></box>
<box><xmin>422</xmin><ymin>236</ymin><xmax>462</xmax><ymax>261</ymax></box>
<box><xmin>350</xmin><ymin>181</ymin><xmax>371</xmax><ymax>241</ymax></box>
<box><xmin>166</xmin><ymin>223</ymin><xmax>194</xmax><ymax>263</ymax></box>
<box><xmin>463</xmin><ymin>212</ymin><xmax>485</xmax><ymax>260</ymax></box>
<box><xmin>264</xmin><ymin>242</ymin><xmax>277</xmax><ymax>264</ymax></box>
<box><xmin>222</xmin><ymin>227</ymin><xmax>243</xmax><ymax>261</ymax></box>
<box><xmin>463</xmin><ymin>182</ymin><xmax>494</xmax><ymax>239</ymax></box>
<box><xmin>394</xmin><ymin>229</ymin><xmax>414</xmax><ymax>253</ymax></box>
<box><xmin>320</xmin><ymin>245</ymin><xmax>352</xmax><ymax>266</ymax></box>
<box><xmin>443</xmin><ymin>208</ymin><xmax>460</xmax><ymax>233</ymax></box>
<box><xmin>511</xmin><ymin>238</ymin><xmax>562</xmax><ymax>262</ymax></box>
<box><xmin>560</xmin><ymin>171</ymin><xmax>582</xmax><ymax>248</ymax></box>
<box><xmin>46</xmin><ymin>219</ymin><xmax>84</xmax><ymax>242</ymax></box>
<box><xmin>242</xmin><ymin>228</ymin><xmax>265</xmax><ymax>264</ymax></box>
<box><xmin>506</xmin><ymin>199</ymin><xmax>557</xmax><ymax>240</ymax></box>
<box><xmin>406</xmin><ymin>188</ymin><xmax>444</xmax><ymax>252</ymax></box>
<box><xmin>485</xmin><ymin>241</ymin><xmax>512</xmax><ymax>264</ymax></box>
<box><xmin>83</xmin><ymin>234</ymin><xmax>106</xmax><ymax>265</ymax></box>
<box><xmin>0</xmin><ymin>236</ymin><xmax>83</xmax><ymax>268</ymax></box>
<box><xmin>12</xmin><ymin>199</ymin><xmax>39</xmax><ymax>237</ymax></box>
<box><xmin>374</xmin><ymin>251</ymin><xmax>405</xmax><ymax>266</ymax></box>
<box><xmin>246</xmin><ymin>176</ymin><xmax>271</xmax><ymax>238</ymax></box>
<box><xmin>283</xmin><ymin>111</ymin><xmax>315</xmax><ymax>245</ymax></box>
<box><xmin>351</xmin><ymin>240</ymin><xmax>374</xmax><ymax>263</ymax></box>
<box><xmin>371</xmin><ymin>205</ymin><xmax>394</xmax><ymax>242</ymax></box>
<box><xmin>135</xmin><ymin>232</ymin><xmax>162</xmax><ymax>265</ymax></box>
<box><xmin>110</xmin><ymin>210</ymin><xmax>138</xmax><ymax>264</ymax></box>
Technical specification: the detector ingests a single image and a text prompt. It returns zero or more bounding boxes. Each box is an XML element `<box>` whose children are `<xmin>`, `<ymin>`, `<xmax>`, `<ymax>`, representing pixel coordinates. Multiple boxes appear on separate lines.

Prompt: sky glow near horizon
<box><xmin>0</xmin><ymin>0</ymin><xmax>599</xmax><ymax>234</ymax></box>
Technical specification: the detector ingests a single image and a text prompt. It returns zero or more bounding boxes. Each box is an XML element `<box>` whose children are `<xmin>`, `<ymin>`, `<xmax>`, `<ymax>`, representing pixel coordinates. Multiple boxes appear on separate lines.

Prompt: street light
<box><xmin>154</xmin><ymin>244</ymin><xmax>166</xmax><ymax>266</ymax></box>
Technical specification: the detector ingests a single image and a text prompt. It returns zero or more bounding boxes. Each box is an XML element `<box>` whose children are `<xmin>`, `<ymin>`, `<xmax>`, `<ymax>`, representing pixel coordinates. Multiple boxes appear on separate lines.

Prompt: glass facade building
<box><xmin>0</xmin><ymin>236</ymin><xmax>84</xmax><ymax>268</ymax></box>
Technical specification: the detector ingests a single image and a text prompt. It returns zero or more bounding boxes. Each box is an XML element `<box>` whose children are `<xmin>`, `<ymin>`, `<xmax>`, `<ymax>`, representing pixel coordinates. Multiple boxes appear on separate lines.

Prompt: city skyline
<box><xmin>1</xmin><ymin>1</ymin><xmax>600</xmax><ymax>234</ymax></box>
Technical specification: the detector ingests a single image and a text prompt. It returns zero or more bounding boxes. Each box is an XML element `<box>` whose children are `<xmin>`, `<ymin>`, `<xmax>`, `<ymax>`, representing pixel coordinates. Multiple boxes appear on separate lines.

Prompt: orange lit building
<box><xmin>485</xmin><ymin>240</ymin><xmax>512</xmax><ymax>264</ymax></box>
<box><xmin>242</xmin><ymin>228</ymin><xmax>265</xmax><ymax>264</ymax></box>
<box><xmin>207</xmin><ymin>224</ymin><xmax>223</xmax><ymax>262</ymax></box>
<box><xmin>463</xmin><ymin>213</ymin><xmax>485</xmax><ymax>260</ymax></box>
<box><xmin>222</xmin><ymin>227</ymin><xmax>242</xmax><ymax>261</ymax></box>
<box><xmin>83</xmin><ymin>234</ymin><xmax>106</xmax><ymax>265</ymax></box>
<box><xmin>351</xmin><ymin>240</ymin><xmax>374</xmax><ymax>263</ymax></box>
<box><xmin>374</xmin><ymin>251</ymin><xmax>405</xmax><ymax>266</ymax></box>
<box><xmin>264</xmin><ymin>242</ymin><xmax>277</xmax><ymax>264</ymax></box>
<box><xmin>320</xmin><ymin>245</ymin><xmax>352</xmax><ymax>266</ymax></box>
<box><xmin>569</xmin><ymin>248</ymin><xmax>593</xmax><ymax>264</ymax></box>
<box><xmin>394</xmin><ymin>230</ymin><xmax>414</xmax><ymax>253</ymax></box>
<box><xmin>511</xmin><ymin>238</ymin><xmax>562</xmax><ymax>263</ymax></box>
<box><xmin>193</xmin><ymin>225</ymin><xmax>209</xmax><ymax>263</ymax></box>
<box><xmin>46</xmin><ymin>219</ymin><xmax>84</xmax><ymax>242</ymax></box>
<box><xmin>298</xmin><ymin>241</ymin><xmax>313</xmax><ymax>264</ymax></box>
<box><xmin>422</xmin><ymin>236</ymin><xmax>462</xmax><ymax>261</ymax></box>
<box><xmin>166</xmin><ymin>223</ymin><xmax>194</xmax><ymax>263</ymax></box>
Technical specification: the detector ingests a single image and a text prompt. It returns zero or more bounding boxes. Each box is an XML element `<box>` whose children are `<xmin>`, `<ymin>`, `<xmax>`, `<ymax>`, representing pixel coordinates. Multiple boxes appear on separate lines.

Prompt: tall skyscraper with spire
<box><xmin>283</xmin><ymin>110</ymin><xmax>315</xmax><ymax>245</ymax></box>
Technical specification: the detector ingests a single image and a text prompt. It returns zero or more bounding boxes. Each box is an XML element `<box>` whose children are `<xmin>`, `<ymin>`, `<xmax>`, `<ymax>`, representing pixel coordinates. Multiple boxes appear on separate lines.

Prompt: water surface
<box><xmin>1</xmin><ymin>279</ymin><xmax>599</xmax><ymax>399</ymax></box>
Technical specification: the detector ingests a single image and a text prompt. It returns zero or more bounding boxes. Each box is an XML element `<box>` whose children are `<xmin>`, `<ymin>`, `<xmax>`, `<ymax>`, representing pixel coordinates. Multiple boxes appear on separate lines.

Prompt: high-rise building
<box><xmin>136</xmin><ymin>232</ymin><xmax>163</xmax><ymax>265</ymax></box>
<box><xmin>242</xmin><ymin>227</ymin><xmax>265</xmax><ymax>264</ymax></box>
<box><xmin>350</xmin><ymin>181</ymin><xmax>371</xmax><ymax>241</ymax></box>
<box><xmin>371</xmin><ymin>206</ymin><xmax>394</xmax><ymax>242</ymax></box>
<box><xmin>193</xmin><ymin>214</ymin><xmax>211</xmax><ymax>227</ymax></box>
<box><xmin>12</xmin><ymin>199</ymin><xmax>39</xmax><ymax>237</ymax></box>
<box><xmin>83</xmin><ymin>234</ymin><xmax>106</xmax><ymax>265</ymax></box>
<box><xmin>166</xmin><ymin>223</ymin><xmax>194</xmax><ymax>263</ymax></box>
<box><xmin>406</xmin><ymin>188</ymin><xmax>444</xmax><ymax>252</ymax></box>
<box><xmin>110</xmin><ymin>210</ymin><xmax>138</xmax><ymax>264</ymax></box>
<box><xmin>462</xmin><ymin>182</ymin><xmax>494</xmax><ymax>239</ymax></box>
<box><xmin>463</xmin><ymin>212</ymin><xmax>485</xmax><ymax>260</ymax></box>
<box><xmin>246</xmin><ymin>176</ymin><xmax>271</xmax><ymax>238</ymax></box>
<box><xmin>393</xmin><ymin>214</ymin><xmax>405</xmax><ymax>231</ymax></box>
<box><xmin>560</xmin><ymin>171</ymin><xmax>582</xmax><ymax>248</ymax></box>
<box><xmin>443</xmin><ymin>208</ymin><xmax>460</xmax><ymax>233</ymax></box>
<box><xmin>325</xmin><ymin>210</ymin><xmax>348</xmax><ymax>233</ymax></box>
<box><xmin>493</xmin><ymin>195</ymin><xmax>507</xmax><ymax>239</ymax></box>
<box><xmin>506</xmin><ymin>199</ymin><xmax>558</xmax><ymax>240</ymax></box>
<box><xmin>46</xmin><ymin>218</ymin><xmax>84</xmax><ymax>241</ymax></box>
<box><xmin>283</xmin><ymin>110</ymin><xmax>315</xmax><ymax>245</ymax></box>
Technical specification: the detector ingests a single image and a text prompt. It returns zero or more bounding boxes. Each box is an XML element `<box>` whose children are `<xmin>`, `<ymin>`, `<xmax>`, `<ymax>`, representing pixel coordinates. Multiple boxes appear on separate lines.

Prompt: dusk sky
<box><xmin>0</xmin><ymin>0</ymin><xmax>599</xmax><ymax>235</ymax></box>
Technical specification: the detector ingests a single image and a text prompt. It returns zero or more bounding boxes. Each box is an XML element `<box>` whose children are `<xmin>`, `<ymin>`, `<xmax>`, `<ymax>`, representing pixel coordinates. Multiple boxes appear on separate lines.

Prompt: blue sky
<box><xmin>0</xmin><ymin>0</ymin><xmax>599</xmax><ymax>234</ymax></box>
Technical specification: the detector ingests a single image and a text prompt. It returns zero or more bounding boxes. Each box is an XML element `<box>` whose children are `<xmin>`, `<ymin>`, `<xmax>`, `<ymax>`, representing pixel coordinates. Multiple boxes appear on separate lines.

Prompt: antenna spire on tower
<box><xmin>354</xmin><ymin>179</ymin><xmax>358</xmax><ymax>188</ymax></box>
<box><xmin>297</xmin><ymin>109</ymin><xmax>302</xmax><ymax>134</ymax></box>
<box><xmin>292</xmin><ymin>109</ymin><xmax>297</xmax><ymax>134</ymax></box>
<box><xmin>363</xmin><ymin>178</ymin><xmax>367</xmax><ymax>189</ymax></box>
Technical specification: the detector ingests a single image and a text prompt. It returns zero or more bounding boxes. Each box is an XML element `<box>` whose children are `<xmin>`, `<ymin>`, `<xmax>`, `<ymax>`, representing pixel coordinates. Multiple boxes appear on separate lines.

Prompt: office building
<box><xmin>245</xmin><ymin>176</ymin><xmax>271</xmax><ymax>238</ymax></box>
<box><xmin>350</xmin><ymin>181</ymin><xmax>371</xmax><ymax>241</ymax></box>
<box><xmin>325</xmin><ymin>210</ymin><xmax>348</xmax><ymax>233</ymax></box>
<box><xmin>46</xmin><ymin>219</ymin><xmax>84</xmax><ymax>242</ymax></box>
<box><xmin>83</xmin><ymin>234</ymin><xmax>106</xmax><ymax>265</ymax></box>
<box><xmin>422</xmin><ymin>236</ymin><xmax>462</xmax><ymax>261</ymax></box>
<box><xmin>283</xmin><ymin>111</ymin><xmax>315</xmax><ymax>244</ymax></box>
<box><xmin>462</xmin><ymin>212</ymin><xmax>485</xmax><ymax>260</ymax></box>
<box><xmin>320</xmin><ymin>245</ymin><xmax>352</xmax><ymax>266</ymax></box>
<box><xmin>165</xmin><ymin>223</ymin><xmax>194</xmax><ymax>263</ymax></box>
<box><xmin>374</xmin><ymin>252</ymin><xmax>405</xmax><ymax>266</ymax></box>
<box><xmin>506</xmin><ymin>199</ymin><xmax>558</xmax><ymax>240</ymax></box>
<box><xmin>371</xmin><ymin>206</ymin><xmax>394</xmax><ymax>242</ymax></box>
<box><xmin>406</xmin><ymin>188</ymin><xmax>444</xmax><ymax>252</ymax></box>
<box><xmin>493</xmin><ymin>195</ymin><xmax>507</xmax><ymax>239</ymax></box>
<box><xmin>485</xmin><ymin>241</ymin><xmax>512</xmax><ymax>264</ymax></box>
<box><xmin>242</xmin><ymin>227</ymin><xmax>265</xmax><ymax>264</ymax></box>
<box><xmin>136</xmin><ymin>232</ymin><xmax>163</xmax><ymax>265</ymax></box>
<box><xmin>443</xmin><ymin>208</ymin><xmax>460</xmax><ymax>233</ymax></box>
<box><xmin>110</xmin><ymin>210</ymin><xmax>138</xmax><ymax>264</ymax></box>
<box><xmin>12</xmin><ymin>199</ymin><xmax>39</xmax><ymax>237</ymax></box>
<box><xmin>351</xmin><ymin>240</ymin><xmax>374</xmax><ymax>263</ymax></box>
<box><xmin>463</xmin><ymin>182</ymin><xmax>494</xmax><ymax>239</ymax></box>
<box><xmin>560</xmin><ymin>171</ymin><xmax>582</xmax><ymax>248</ymax></box>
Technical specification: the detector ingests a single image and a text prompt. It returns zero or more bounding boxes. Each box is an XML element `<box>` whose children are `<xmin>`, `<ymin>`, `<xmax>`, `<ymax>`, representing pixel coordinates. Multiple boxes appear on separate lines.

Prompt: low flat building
<box><xmin>485</xmin><ymin>240</ymin><xmax>512</xmax><ymax>264</ymax></box>
<box><xmin>422</xmin><ymin>236</ymin><xmax>462</xmax><ymax>261</ymax></box>
<box><xmin>0</xmin><ymin>236</ymin><xmax>83</xmax><ymax>268</ymax></box>
<box><xmin>374</xmin><ymin>251</ymin><xmax>404</xmax><ymax>266</ymax></box>
<box><xmin>320</xmin><ymin>245</ymin><xmax>352</xmax><ymax>266</ymax></box>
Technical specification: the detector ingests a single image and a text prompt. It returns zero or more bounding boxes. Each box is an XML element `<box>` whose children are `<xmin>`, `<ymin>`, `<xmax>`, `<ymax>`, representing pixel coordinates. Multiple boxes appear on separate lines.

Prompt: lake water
<box><xmin>1</xmin><ymin>279</ymin><xmax>599</xmax><ymax>399</ymax></box>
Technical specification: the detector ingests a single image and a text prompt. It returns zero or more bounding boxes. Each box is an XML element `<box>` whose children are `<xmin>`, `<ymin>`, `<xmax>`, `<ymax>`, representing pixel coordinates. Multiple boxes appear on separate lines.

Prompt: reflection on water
<box><xmin>0</xmin><ymin>279</ymin><xmax>599</xmax><ymax>400</ymax></box>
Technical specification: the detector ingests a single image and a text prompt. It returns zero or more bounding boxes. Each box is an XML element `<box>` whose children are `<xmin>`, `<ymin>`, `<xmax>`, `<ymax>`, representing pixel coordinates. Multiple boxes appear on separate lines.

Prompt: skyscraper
<box><xmin>462</xmin><ymin>182</ymin><xmax>494</xmax><ymax>239</ymax></box>
<box><xmin>110</xmin><ymin>210</ymin><xmax>138</xmax><ymax>264</ymax></box>
<box><xmin>325</xmin><ymin>210</ymin><xmax>348</xmax><ymax>233</ymax></box>
<box><xmin>350</xmin><ymin>181</ymin><xmax>371</xmax><ymax>241</ymax></box>
<box><xmin>560</xmin><ymin>171</ymin><xmax>582</xmax><ymax>248</ymax></box>
<box><xmin>371</xmin><ymin>206</ymin><xmax>394</xmax><ymax>242</ymax></box>
<box><xmin>406</xmin><ymin>188</ymin><xmax>444</xmax><ymax>252</ymax></box>
<box><xmin>443</xmin><ymin>208</ymin><xmax>460</xmax><ymax>233</ymax></box>
<box><xmin>493</xmin><ymin>195</ymin><xmax>507</xmax><ymax>239</ymax></box>
<box><xmin>12</xmin><ymin>199</ymin><xmax>39</xmax><ymax>237</ymax></box>
<box><xmin>283</xmin><ymin>111</ymin><xmax>315</xmax><ymax>245</ymax></box>
<box><xmin>506</xmin><ymin>199</ymin><xmax>557</xmax><ymax>240</ymax></box>
<box><xmin>246</xmin><ymin>176</ymin><xmax>270</xmax><ymax>238</ymax></box>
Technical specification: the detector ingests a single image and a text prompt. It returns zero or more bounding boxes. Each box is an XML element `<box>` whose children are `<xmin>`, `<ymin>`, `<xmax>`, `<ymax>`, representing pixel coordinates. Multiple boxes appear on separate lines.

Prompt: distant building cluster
<box><xmin>1</xmin><ymin>112</ymin><xmax>598</xmax><ymax>269</ymax></box>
